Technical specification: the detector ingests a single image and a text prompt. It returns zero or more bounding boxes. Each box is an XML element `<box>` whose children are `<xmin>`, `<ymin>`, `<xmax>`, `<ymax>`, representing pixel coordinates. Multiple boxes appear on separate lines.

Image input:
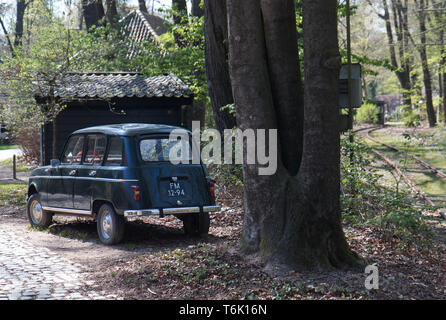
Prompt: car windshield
<box><xmin>140</xmin><ymin>136</ymin><xmax>192</xmax><ymax>162</ymax></box>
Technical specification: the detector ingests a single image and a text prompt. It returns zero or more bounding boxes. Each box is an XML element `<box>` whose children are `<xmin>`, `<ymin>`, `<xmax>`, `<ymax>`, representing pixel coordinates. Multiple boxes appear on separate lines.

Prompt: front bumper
<box><xmin>124</xmin><ymin>205</ymin><xmax>220</xmax><ymax>217</ymax></box>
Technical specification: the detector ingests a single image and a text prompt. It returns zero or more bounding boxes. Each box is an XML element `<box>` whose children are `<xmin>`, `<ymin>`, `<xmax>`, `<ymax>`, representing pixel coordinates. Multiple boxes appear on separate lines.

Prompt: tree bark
<box><xmin>13</xmin><ymin>0</ymin><xmax>27</xmax><ymax>48</ymax></box>
<box><xmin>204</xmin><ymin>0</ymin><xmax>236</xmax><ymax>133</ymax></box>
<box><xmin>260</xmin><ymin>0</ymin><xmax>303</xmax><ymax>174</ymax></box>
<box><xmin>105</xmin><ymin>0</ymin><xmax>119</xmax><ymax>28</ymax></box>
<box><xmin>138</xmin><ymin>0</ymin><xmax>149</xmax><ymax>14</ymax></box>
<box><xmin>192</xmin><ymin>0</ymin><xmax>204</xmax><ymax>17</ymax></box>
<box><xmin>82</xmin><ymin>0</ymin><xmax>105</xmax><ymax>31</ymax></box>
<box><xmin>415</xmin><ymin>0</ymin><xmax>436</xmax><ymax>127</ymax></box>
<box><xmin>379</xmin><ymin>0</ymin><xmax>412</xmax><ymax>107</ymax></box>
<box><xmin>0</xmin><ymin>16</ymin><xmax>15</xmax><ymax>56</ymax></box>
<box><xmin>430</xmin><ymin>0</ymin><xmax>446</xmax><ymax>123</ymax></box>
<box><xmin>172</xmin><ymin>0</ymin><xmax>187</xmax><ymax>47</ymax></box>
<box><xmin>226</xmin><ymin>0</ymin><xmax>363</xmax><ymax>271</ymax></box>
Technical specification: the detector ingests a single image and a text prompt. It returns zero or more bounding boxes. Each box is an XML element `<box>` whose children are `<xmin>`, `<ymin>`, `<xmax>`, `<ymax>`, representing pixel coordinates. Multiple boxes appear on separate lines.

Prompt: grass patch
<box><xmin>0</xmin><ymin>145</ymin><xmax>19</xmax><ymax>150</ymax></box>
<box><xmin>0</xmin><ymin>184</ymin><xmax>27</xmax><ymax>206</ymax></box>
<box><xmin>367</xmin><ymin>131</ymin><xmax>446</xmax><ymax>206</ymax></box>
<box><xmin>0</xmin><ymin>157</ymin><xmax>31</xmax><ymax>172</ymax></box>
<box><xmin>372</xmin><ymin>131</ymin><xmax>446</xmax><ymax>171</ymax></box>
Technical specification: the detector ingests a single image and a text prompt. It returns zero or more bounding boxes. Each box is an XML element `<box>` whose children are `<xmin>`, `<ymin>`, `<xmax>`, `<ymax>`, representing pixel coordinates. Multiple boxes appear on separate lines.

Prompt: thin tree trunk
<box><xmin>172</xmin><ymin>0</ymin><xmax>187</xmax><ymax>47</ymax></box>
<box><xmin>443</xmin><ymin>52</ymin><xmax>446</xmax><ymax>123</ymax></box>
<box><xmin>415</xmin><ymin>0</ymin><xmax>436</xmax><ymax>127</ymax></box>
<box><xmin>260</xmin><ymin>0</ymin><xmax>303</xmax><ymax>174</ymax></box>
<box><xmin>189</xmin><ymin>0</ymin><xmax>205</xmax><ymax>126</ymax></box>
<box><xmin>379</xmin><ymin>0</ymin><xmax>412</xmax><ymax>107</ymax></box>
<box><xmin>192</xmin><ymin>0</ymin><xmax>204</xmax><ymax>17</ymax></box>
<box><xmin>13</xmin><ymin>0</ymin><xmax>26</xmax><ymax>48</ymax></box>
<box><xmin>105</xmin><ymin>0</ymin><xmax>118</xmax><ymax>28</ymax></box>
<box><xmin>138</xmin><ymin>0</ymin><xmax>149</xmax><ymax>13</ymax></box>
<box><xmin>0</xmin><ymin>16</ymin><xmax>15</xmax><ymax>56</ymax></box>
<box><xmin>82</xmin><ymin>0</ymin><xmax>105</xmax><ymax>31</ymax></box>
<box><xmin>432</xmin><ymin>1</ymin><xmax>446</xmax><ymax>123</ymax></box>
<box><xmin>204</xmin><ymin>0</ymin><xmax>236</xmax><ymax>133</ymax></box>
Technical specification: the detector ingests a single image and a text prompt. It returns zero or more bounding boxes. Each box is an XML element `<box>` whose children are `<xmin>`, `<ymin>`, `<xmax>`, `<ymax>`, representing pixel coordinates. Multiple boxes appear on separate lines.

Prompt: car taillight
<box><xmin>131</xmin><ymin>185</ymin><xmax>140</xmax><ymax>201</ymax></box>
<box><xmin>208</xmin><ymin>181</ymin><xmax>215</xmax><ymax>198</ymax></box>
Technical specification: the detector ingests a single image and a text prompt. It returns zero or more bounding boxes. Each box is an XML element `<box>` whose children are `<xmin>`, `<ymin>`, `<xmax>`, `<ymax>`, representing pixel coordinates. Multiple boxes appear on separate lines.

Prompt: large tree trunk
<box><xmin>298</xmin><ymin>0</ymin><xmax>362</xmax><ymax>269</ymax></box>
<box><xmin>204</xmin><ymin>0</ymin><xmax>236</xmax><ymax>133</ymax></box>
<box><xmin>226</xmin><ymin>0</ymin><xmax>363</xmax><ymax>271</ymax></box>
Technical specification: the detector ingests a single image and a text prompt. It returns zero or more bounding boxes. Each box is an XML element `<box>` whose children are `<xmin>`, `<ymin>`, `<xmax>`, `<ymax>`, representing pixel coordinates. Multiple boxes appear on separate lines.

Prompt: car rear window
<box><xmin>140</xmin><ymin>137</ymin><xmax>191</xmax><ymax>162</ymax></box>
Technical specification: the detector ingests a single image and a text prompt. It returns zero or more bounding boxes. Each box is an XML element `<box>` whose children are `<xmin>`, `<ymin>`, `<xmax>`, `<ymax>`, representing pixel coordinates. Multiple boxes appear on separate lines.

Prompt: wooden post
<box><xmin>13</xmin><ymin>154</ymin><xmax>17</xmax><ymax>180</ymax></box>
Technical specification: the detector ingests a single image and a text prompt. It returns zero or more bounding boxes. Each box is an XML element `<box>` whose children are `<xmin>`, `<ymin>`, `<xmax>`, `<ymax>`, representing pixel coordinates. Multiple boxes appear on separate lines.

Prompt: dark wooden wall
<box><xmin>40</xmin><ymin>97</ymin><xmax>191</xmax><ymax>165</ymax></box>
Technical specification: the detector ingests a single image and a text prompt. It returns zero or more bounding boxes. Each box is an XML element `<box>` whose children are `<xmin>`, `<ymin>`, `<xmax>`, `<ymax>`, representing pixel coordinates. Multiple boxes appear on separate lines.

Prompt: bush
<box><xmin>10</xmin><ymin>126</ymin><xmax>40</xmax><ymax>164</ymax></box>
<box><xmin>355</xmin><ymin>103</ymin><xmax>379</xmax><ymax>124</ymax></box>
<box><xmin>340</xmin><ymin>135</ymin><xmax>433</xmax><ymax>245</ymax></box>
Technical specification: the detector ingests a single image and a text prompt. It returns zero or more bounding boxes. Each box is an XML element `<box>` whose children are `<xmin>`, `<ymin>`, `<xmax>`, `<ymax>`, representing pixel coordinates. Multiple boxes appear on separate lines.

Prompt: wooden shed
<box><xmin>35</xmin><ymin>72</ymin><xmax>193</xmax><ymax>165</ymax></box>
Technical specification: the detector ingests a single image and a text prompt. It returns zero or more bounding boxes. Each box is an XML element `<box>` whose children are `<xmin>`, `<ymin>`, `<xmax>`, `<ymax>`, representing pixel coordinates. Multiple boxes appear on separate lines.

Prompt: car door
<box><xmin>73</xmin><ymin>134</ymin><xmax>107</xmax><ymax>210</ymax></box>
<box><xmin>47</xmin><ymin>134</ymin><xmax>84</xmax><ymax>209</ymax></box>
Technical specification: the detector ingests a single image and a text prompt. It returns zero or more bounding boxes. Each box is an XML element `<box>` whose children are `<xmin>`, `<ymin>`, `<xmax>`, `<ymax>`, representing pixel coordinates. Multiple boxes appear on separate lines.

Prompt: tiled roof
<box><xmin>120</xmin><ymin>10</ymin><xmax>168</xmax><ymax>58</ymax></box>
<box><xmin>35</xmin><ymin>72</ymin><xmax>193</xmax><ymax>101</ymax></box>
<box><xmin>121</xmin><ymin>9</ymin><xmax>168</xmax><ymax>40</ymax></box>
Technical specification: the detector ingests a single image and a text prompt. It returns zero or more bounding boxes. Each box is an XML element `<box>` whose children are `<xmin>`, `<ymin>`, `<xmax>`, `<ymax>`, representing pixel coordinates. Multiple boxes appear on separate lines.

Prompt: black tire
<box><xmin>96</xmin><ymin>203</ymin><xmax>125</xmax><ymax>245</ymax></box>
<box><xmin>183</xmin><ymin>212</ymin><xmax>210</xmax><ymax>236</ymax></box>
<box><xmin>27</xmin><ymin>193</ymin><xmax>52</xmax><ymax>228</ymax></box>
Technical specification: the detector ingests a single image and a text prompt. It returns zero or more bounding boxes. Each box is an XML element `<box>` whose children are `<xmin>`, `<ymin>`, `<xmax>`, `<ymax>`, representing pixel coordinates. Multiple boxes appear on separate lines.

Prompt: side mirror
<box><xmin>51</xmin><ymin>159</ymin><xmax>60</xmax><ymax>167</ymax></box>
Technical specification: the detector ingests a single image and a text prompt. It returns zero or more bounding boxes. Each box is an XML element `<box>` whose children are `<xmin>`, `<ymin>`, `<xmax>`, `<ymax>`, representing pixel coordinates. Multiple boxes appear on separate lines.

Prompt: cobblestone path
<box><xmin>0</xmin><ymin>225</ymin><xmax>116</xmax><ymax>300</ymax></box>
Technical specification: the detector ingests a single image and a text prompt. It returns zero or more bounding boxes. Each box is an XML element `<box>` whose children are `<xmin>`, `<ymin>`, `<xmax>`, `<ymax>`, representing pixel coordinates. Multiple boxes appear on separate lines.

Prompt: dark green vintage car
<box><xmin>27</xmin><ymin>123</ymin><xmax>220</xmax><ymax>245</ymax></box>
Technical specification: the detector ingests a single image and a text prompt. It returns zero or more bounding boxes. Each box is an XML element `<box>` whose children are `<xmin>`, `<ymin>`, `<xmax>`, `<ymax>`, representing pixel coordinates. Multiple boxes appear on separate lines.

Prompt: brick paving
<box><xmin>0</xmin><ymin>225</ymin><xmax>118</xmax><ymax>300</ymax></box>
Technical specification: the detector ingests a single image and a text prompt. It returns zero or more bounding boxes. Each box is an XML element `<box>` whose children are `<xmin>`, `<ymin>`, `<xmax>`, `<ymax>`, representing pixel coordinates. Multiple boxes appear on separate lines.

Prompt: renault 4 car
<box><xmin>26</xmin><ymin>123</ymin><xmax>220</xmax><ymax>245</ymax></box>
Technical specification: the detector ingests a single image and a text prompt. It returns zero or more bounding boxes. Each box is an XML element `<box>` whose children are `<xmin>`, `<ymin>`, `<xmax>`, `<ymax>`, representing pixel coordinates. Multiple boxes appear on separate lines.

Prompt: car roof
<box><xmin>72</xmin><ymin>123</ymin><xmax>190</xmax><ymax>136</ymax></box>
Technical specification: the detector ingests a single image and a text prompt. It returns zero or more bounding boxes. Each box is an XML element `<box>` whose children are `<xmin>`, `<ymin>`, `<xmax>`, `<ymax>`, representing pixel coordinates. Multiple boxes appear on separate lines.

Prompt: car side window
<box><xmin>105</xmin><ymin>136</ymin><xmax>124</xmax><ymax>166</ymax></box>
<box><xmin>84</xmin><ymin>135</ymin><xmax>106</xmax><ymax>165</ymax></box>
<box><xmin>61</xmin><ymin>135</ymin><xmax>84</xmax><ymax>164</ymax></box>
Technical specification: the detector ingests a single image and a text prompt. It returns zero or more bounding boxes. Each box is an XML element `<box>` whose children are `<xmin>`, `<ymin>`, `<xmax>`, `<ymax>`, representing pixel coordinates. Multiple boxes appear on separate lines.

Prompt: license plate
<box><xmin>166</xmin><ymin>181</ymin><xmax>187</xmax><ymax>197</ymax></box>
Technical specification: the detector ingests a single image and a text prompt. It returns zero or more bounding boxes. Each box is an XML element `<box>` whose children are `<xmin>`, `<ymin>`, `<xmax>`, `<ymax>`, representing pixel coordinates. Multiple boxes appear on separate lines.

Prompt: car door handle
<box><xmin>45</xmin><ymin>168</ymin><xmax>51</xmax><ymax>173</ymax></box>
<box><xmin>89</xmin><ymin>170</ymin><xmax>97</xmax><ymax>177</ymax></box>
<box><xmin>69</xmin><ymin>170</ymin><xmax>77</xmax><ymax>176</ymax></box>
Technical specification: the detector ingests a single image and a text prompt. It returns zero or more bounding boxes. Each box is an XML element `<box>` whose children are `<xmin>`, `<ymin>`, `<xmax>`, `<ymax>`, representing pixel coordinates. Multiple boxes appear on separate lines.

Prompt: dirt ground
<box><xmin>1</xmin><ymin>183</ymin><xmax>445</xmax><ymax>300</ymax></box>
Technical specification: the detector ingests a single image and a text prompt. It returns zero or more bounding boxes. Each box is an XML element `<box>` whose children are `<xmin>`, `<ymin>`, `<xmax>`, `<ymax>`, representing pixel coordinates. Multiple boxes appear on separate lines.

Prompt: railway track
<box><xmin>351</xmin><ymin>126</ymin><xmax>446</xmax><ymax>220</ymax></box>
<box><xmin>364</xmin><ymin>127</ymin><xmax>446</xmax><ymax>179</ymax></box>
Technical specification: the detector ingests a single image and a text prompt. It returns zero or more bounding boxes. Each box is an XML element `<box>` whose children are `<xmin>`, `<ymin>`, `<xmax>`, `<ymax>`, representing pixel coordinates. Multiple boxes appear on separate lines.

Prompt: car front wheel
<box><xmin>96</xmin><ymin>203</ymin><xmax>125</xmax><ymax>245</ymax></box>
<box><xmin>27</xmin><ymin>193</ymin><xmax>52</xmax><ymax>228</ymax></box>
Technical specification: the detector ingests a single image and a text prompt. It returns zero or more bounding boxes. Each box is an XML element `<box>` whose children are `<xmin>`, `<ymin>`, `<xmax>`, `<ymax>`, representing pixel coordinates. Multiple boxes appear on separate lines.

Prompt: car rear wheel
<box><xmin>183</xmin><ymin>212</ymin><xmax>210</xmax><ymax>236</ymax></box>
<box><xmin>97</xmin><ymin>203</ymin><xmax>125</xmax><ymax>245</ymax></box>
<box><xmin>27</xmin><ymin>193</ymin><xmax>52</xmax><ymax>228</ymax></box>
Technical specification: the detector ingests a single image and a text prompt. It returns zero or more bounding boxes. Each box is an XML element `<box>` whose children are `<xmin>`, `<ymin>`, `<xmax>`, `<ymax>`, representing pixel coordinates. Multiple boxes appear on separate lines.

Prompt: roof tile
<box><xmin>36</xmin><ymin>72</ymin><xmax>193</xmax><ymax>101</ymax></box>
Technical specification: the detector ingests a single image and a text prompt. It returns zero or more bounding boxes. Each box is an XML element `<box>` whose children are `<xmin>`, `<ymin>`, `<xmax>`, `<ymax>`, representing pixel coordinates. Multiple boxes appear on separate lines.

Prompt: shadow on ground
<box><xmin>47</xmin><ymin>217</ymin><xmax>222</xmax><ymax>252</ymax></box>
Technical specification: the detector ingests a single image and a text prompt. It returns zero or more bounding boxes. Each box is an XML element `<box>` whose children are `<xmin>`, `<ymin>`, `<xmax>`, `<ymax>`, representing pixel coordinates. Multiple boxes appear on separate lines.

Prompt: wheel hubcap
<box><xmin>30</xmin><ymin>200</ymin><xmax>43</xmax><ymax>224</ymax></box>
<box><xmin>101</xmin><ymin>211</ymin><xmax>113</xmax><ymax>240</ymax></box>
